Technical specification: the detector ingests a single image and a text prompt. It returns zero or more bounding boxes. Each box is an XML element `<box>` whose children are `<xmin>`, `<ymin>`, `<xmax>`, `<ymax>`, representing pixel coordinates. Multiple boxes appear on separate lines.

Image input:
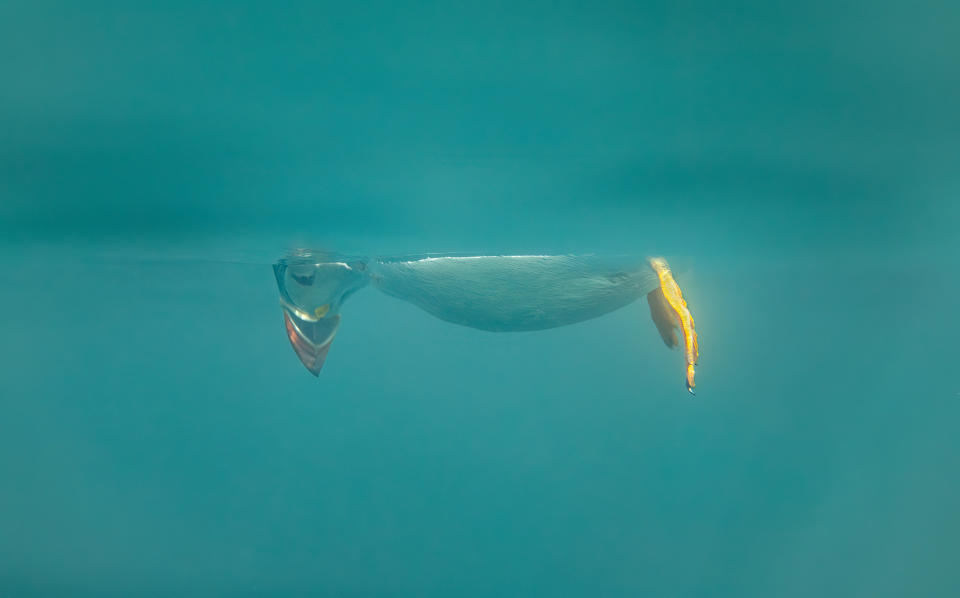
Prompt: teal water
<box><xmin>1</xmin><ymin>2</ymin><xmax>959</xmax><ymax>596</ymax></box>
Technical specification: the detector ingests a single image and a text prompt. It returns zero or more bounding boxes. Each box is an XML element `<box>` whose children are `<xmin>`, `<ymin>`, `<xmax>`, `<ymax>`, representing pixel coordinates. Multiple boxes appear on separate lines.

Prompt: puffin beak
<box><xmin>281</xmin><ymin>309</ymin><xmax>341</xmax><ymax>376</ymax></box>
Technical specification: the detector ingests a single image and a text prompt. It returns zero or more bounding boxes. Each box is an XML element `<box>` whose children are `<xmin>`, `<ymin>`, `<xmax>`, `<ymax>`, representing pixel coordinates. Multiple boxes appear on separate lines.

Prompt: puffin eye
<box><xmin>291</xmin><ymin>272</ymin><xmax>315</xmax><ymax>286</ymax></box>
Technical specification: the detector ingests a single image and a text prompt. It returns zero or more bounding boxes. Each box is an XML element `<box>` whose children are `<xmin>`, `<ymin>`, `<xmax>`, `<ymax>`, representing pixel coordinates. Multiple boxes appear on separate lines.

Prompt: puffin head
<box><xmin>273</xmin><ymin>253</ymin><xmax>369</xmax><ymax>375</ymax></box>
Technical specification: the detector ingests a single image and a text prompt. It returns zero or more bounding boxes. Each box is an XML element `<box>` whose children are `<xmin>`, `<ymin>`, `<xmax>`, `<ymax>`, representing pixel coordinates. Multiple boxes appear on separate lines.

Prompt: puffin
<box><xmin>274</xmin><ymin>251</ymin><xmax>699</xmax><ymax>393</ymax></box>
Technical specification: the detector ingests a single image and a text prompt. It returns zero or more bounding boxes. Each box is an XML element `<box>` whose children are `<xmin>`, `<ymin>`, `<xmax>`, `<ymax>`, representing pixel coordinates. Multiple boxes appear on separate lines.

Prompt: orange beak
<box><xmin>282</xmin><ymin>310</ymin><xmax>340</xmax><ymax>376</ymax></box>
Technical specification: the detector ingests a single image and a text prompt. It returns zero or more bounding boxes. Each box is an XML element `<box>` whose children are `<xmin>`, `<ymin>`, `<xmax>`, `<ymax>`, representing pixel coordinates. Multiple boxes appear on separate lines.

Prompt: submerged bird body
<box><xmin>370</xmin><ymin>255</ymin><xmax>659</xmax><ymax>332</ymax></box>
<box><xmin>274</xmin><ymin>252</ymin><xmax>699</xmax><ymax>392</ymax></box>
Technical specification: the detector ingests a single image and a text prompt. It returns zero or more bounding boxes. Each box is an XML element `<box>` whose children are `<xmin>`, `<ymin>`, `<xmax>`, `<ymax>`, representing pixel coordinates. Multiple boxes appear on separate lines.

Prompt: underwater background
<box><xmin>1</xmin><ymin>1</ymin><xmax>958</xmax><ymax>596</ymax></box>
